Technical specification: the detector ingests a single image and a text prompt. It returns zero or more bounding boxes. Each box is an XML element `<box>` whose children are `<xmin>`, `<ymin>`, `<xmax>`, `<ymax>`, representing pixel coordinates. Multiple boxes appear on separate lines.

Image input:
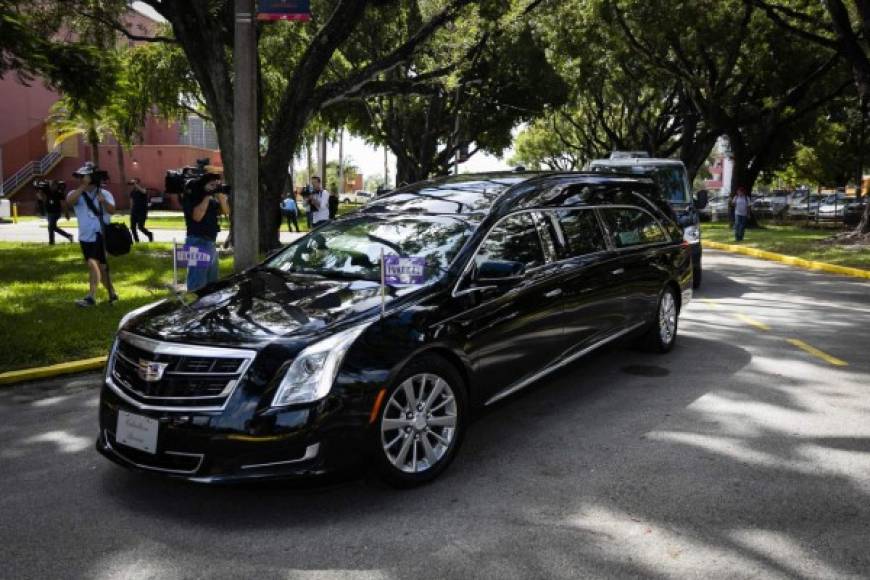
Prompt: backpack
<box><xmin>82</xmin><ymin>191</ymin><xmax>133</xmax><ymax>256</ymax></box>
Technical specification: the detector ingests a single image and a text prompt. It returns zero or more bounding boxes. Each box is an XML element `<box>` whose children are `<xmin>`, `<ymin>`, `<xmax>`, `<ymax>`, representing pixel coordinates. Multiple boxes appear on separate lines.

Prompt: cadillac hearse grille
<box><xmin>108</xmin><ymin>331</ymin><xmax>256</xmax><ymax>410</ymax></box>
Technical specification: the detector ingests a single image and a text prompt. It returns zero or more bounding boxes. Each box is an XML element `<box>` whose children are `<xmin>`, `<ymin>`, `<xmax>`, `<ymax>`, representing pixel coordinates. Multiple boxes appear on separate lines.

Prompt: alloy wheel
<box><xmin>380</xmin><ymin>373</ymin><xmax>458</xmax><ymax>474</ymax></box>
<box><xmin>659</xmin><ymin>291</ymin><xmax>677</xmax><ymax>346</ymax></box>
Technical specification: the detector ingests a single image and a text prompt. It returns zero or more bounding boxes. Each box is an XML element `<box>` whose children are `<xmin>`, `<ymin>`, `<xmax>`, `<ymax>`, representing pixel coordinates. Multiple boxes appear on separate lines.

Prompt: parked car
<box><xmin>340</xmin><ymin>190</ymin><xmax>374</xmax><ymax>204</ymax></box>
<box><xmin>844</xmin><ymin>197</ymin><xmax>868</xmax><ymax>227</ymax></box>
<box><xmin>587</xmin><ymin>152</ymin><xmax>707</xmax><ymax>288</ymax></box>
<box><xmin>787</xmin><ymin>193</ymin><xmax>822</xmax><ymax>220</ymax></box>
<box><xmin>97</xmin><ymin>171</ymin><xmax>693</xmax><ymax>486</ymax></box>
<box><xmin>751</xmin><ymin>194</ymin><xmax>788</xmax><ymax>219</ymax></box>
<box><xmin>816</xmin><ymin>193</ymin><xmax>854</xmax><ymax>222</ymax></box>
<box><xmin>700</xmin><ymin>193</ymin><xmax>730</xmax><ymax>222</ymax></box>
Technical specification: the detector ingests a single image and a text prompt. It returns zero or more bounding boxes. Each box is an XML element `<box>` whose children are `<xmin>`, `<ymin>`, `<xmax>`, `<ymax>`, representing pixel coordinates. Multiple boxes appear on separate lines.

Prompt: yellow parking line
<box><xmin>701</xmin><ymin>299</ymin><xmax>719</xmax><ymax>309</ymax></box>
<box><xmin>734</xmin><ymin>313</ymin><xmax>771</xmax><ymax>331</ymax></box>
<box><xmin>787</xmin><ymin>339</ymin><xmax>848</xmax><ymax>367</ymax></box>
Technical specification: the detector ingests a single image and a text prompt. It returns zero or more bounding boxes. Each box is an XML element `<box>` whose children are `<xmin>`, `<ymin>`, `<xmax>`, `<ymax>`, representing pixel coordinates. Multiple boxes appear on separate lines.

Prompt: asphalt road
<box><xmin>1</xmin><ymin>250</ymin><xmax>869</xmax><ymax>580</ymax></box>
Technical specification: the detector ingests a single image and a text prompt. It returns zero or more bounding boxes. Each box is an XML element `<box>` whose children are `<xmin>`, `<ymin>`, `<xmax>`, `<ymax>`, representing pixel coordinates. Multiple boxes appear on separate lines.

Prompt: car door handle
<box><xmin>544</xmin><ymin>289</ymin><xmax>563</xmax><ymax>298</ymax></box>
<box><xmin>611</xmin><ymin>268</ymin><xmax>625</xmax><ymax>276</ymax></box>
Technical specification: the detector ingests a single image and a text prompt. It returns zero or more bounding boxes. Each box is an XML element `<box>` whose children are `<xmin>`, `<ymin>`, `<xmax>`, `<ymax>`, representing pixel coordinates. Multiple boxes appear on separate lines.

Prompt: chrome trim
<box><xmin>104</xmin><ymin>430</ymin><xmax>204</xmax><ymax>475</ymax></box>
<box><xmin>110</xmin><ymin>367</ymin><xmax>237</xmax><ymax>401</ymax></box>
<box><xmin>240</xmin><ymin>443</ymin><xmax>321</xmax><ymax>470</ymax></box>
<box><xmin>106</xmin><ymin>332</ymin><xmax>256</xmax><ymax>412</ymax></box>
<box><xmin>484</xmin><ymin>322</ymin><xmax>646</xmax><ymax>406</ymax></box>
<box><xmin>106</xmin><ymin>375</ymin><xmax>231</xmax><ymax>412</ymax></box>
<box><xmin>119</xmin><ymin>331</ymin><xmax>256</xmax><ymax>360</ymax></box>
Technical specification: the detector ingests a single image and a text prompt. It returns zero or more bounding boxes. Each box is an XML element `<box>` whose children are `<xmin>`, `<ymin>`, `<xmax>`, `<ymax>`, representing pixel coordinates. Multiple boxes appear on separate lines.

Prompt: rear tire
<box><xmin>641</xmin><ymin>286</ymin><xmax>679</xmax><ymax>353</ymax></box>
<box><xmin>370</xmin><ymin>354</ymin><xmax>468</xmax><ymax>488</ymax></box>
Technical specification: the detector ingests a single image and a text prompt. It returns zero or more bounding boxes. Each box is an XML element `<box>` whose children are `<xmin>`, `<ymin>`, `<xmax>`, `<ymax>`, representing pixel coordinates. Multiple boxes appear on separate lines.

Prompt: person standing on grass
<box><xmin>734</xmin><ymin>186</ymin><xmax>750</xmax><ymax>242</ymax></box>
<box><xmin>281</xmin><ymin>192</ymin><xmax>299</xmax><ymax>232</ymax></box>
<box><xmin>38</xmin><ymin>180</ymin><xmax>74</xmax><ymax>244</ymax></box>
<box><xmin>183</xmin><ymin>172</ymin><xmax>230</xmax><ymax>292</ymax></box>
<box><xmin>128</xmin><ymin>178</ymin><xmax>154</xmax><ymax>243</ymax></box>
<box><xmin>308</xmin><ymin>176</ymin><xmax>331</xmax><ymax>227</ymax></box>
<box><xmin>328</xmin><ymin>184</ymin><xmax>339</xmax><ymax>221</ymax></box>
<box><xmin>66</xmin><ymin>163</ymin><xmax>118</xmax><ymax>307</ymax></box>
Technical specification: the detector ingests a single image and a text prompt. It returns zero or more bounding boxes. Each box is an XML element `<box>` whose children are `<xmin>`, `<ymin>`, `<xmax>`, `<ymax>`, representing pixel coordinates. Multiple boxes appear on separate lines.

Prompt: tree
<box><xmin>336</xmin><ymin>2</ymin><xmax>567</xmax><ymax>183</ymax></box>
<box><xmin>105</xmin><ymin>0</ymin><xmax>481</xmax><ymax>251</ymax></box>
<box><xmin>0</xmin><ymin>1</ymin><xmax>121</xmax><ymax>111</ymax></box>
<box><xmin>605</xmin><ymin>0</ymin><xmax>850</xmax><ymax>195</ymax></box>
<box><xmin>751</xmin><ymin>0</ymin><xmax>870</xmax><ymax>234</ymax></box>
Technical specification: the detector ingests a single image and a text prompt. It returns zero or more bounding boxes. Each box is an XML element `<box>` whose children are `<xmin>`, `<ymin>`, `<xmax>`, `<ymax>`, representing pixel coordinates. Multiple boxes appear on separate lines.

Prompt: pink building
<box><xmin>0</xmin><ymin>9</ymin><xmax>221</xmax><ymax>214</ymax></box>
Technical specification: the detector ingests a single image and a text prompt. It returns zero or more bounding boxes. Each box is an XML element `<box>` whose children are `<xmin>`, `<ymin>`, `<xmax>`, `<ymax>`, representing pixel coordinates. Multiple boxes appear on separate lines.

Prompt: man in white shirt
<box><xmin>308</xmin><ymin>176</ymin><xmax>331</xmax><ymax>226</ymax></box>
<box><xmin>66</xmin><ymin>163</ymin><xmax>118</xmax><ymax>307</ymax></box>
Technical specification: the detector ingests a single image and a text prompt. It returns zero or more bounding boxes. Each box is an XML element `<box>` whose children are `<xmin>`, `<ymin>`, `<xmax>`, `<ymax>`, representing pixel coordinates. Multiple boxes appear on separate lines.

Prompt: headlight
<box><xmin>271</xmin><ymin>322</ymin><xmax>371</xmax><ymax>407</ymax></box>
<box><xmin>117</xmin><ymin>299</ymin><xmax>166</xmax><ymax>330</ymax></box>
<box><xmin>683</xmin><ymin>225</ymin><xmax>700</xmax><ymax>243</ymax></box>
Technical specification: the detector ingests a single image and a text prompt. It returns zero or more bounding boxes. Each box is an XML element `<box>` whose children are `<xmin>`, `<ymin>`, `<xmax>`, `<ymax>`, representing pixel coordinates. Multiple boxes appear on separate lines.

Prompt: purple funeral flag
<box><xmin>176</xmin><ymin>245</ymin><xmax>213</xmax><ymax>268</ymax></box>
<box><xmin>383</xmin><ymin>255</ymin><xmax>426</xmax><ymax>285</ymax></box>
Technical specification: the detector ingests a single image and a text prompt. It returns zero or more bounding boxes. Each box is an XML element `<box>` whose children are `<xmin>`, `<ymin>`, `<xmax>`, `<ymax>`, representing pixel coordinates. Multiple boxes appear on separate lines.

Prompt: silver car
<box><xmin>816</xmin><ymin>193</ymin><xmax>852</xmax><ymax>222</ymax></box>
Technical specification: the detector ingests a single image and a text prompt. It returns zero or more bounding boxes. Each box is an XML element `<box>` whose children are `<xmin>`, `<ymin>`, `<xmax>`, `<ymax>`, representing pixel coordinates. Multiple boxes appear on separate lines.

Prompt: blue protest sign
<box><xmin>176</xmin><ymin>245</ymin><xmax>213</xmax><ymax>268</ymax></box>
<box><xmin>383</xmin><ymin>255</ymin><xmax>426</xmax><ymax>285</ymax></box>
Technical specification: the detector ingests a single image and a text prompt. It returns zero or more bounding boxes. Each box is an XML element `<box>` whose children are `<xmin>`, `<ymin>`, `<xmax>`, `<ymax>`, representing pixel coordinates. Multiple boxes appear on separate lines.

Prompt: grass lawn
<box><xmin>702</xmin><ymin>222</ymin><xmax>870</xmax><ymax>270</ymax></box>
<box><xmin>0</xmin><ymin>242</ymin><xmax>233</xmax><ymax>374</ymax></box>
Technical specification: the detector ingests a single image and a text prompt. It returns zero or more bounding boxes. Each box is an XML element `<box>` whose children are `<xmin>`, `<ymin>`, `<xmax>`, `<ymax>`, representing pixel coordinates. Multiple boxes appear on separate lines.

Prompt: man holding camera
<box><xmin>35</xmin><ymin>180</ymin><xmax>74</xmax><ymax>244</ymax></box>
<box><xmin>128</xmin><ymin>178</ymin><xmax>153</xmax><ymax>243</ymax></box>
<box><xmin>183</xmin><ymin>172</ymin><xmax>230</xmax><ymax>291</ymax></box>
<box><xmin>307</xmin><ymin>176</ymin><xmax>331</xmax><ymax>227</ymax></box>
<box><xmin>66</xmin><ymin>163</ymin><xmax>118</xmax><ymax>307</ymax></box>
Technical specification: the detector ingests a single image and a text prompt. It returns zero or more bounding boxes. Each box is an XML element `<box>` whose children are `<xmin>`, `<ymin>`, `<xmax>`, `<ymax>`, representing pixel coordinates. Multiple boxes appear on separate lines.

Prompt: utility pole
<box><xmin>233</xmin><ymin>0</ymin><xmax>258</xmax><ymax>272</ymax></box>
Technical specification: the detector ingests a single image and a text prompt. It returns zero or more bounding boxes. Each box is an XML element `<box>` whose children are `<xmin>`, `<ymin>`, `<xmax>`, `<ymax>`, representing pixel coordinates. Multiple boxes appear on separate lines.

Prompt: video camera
<box><xmin>72</xmin><ymin>162</ymin><xmax>109</xmax><ymax>184</ymax></box>
<box><xmin>165</xmin><ymin>157</ymin><xmax>212</xmax><ymax>195</ymax></box>
<box><xmin>32</xmin><ymin>178</ymin><xmax>66</xmax><ymax>193</ymax></box>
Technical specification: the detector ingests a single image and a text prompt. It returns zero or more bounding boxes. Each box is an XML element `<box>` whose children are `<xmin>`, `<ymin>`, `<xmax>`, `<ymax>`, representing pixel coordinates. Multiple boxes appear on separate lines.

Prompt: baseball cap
<box><xmin>72</xmin><ymin>162</ymin><xmax>97</xmax><ymax>177</ymax></box>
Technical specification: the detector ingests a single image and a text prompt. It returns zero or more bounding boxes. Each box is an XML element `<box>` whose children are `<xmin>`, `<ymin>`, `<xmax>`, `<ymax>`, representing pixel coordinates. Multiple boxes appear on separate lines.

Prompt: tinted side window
<box><xmin>601</xmin><ymin>207</ymin><xmax>668</xmax><ymax>248</ymax></box>
<box><xmin>556</xmin><ymin>209</ymin><xmax>608</xmax><ymax>257</ymax></box>
<box><xmin>475</xmin><ymin>213</ymin><xmax>544</xmax><ymax>269</ymax></box>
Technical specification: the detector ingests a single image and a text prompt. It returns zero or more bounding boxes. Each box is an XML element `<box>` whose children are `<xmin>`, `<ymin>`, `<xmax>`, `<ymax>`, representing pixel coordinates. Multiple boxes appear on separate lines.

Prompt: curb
<box><xmin>703</xmin><ymin>240</ymin><xmax>870</xmax><ymax>279</ymax></box>
<box><xmin>0</xmin><ymin>356</ymin><xmax>107</xmax><ymax>386</ymax></box>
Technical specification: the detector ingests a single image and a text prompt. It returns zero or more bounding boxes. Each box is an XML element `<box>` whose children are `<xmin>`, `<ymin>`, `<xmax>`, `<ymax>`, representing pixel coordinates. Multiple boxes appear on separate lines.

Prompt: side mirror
<box><xmin>474</xmin><ymin>260</ymin><xmax>526</xmax><ymax>284</ymax></box>
<box><xmin>694</xmin><ymin>189</ymin><xmax>709</xmax><ymax>210</ymax></box>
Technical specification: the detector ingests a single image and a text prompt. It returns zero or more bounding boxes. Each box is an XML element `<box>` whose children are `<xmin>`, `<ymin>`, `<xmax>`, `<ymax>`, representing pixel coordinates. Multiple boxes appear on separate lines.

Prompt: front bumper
<box><xmin>96</xmin><ymin>384</ymin><xmax>369</xmax><ymax>483</ymax></box>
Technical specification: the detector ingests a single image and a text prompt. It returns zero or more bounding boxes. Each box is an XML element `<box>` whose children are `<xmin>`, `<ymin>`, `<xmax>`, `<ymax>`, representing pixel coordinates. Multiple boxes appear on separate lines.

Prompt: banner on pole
<box><xmin>383</xmin><ymin>255</ymin><xmax>426</xmax><ymax>285</ymax></box>
<box><xmin>257</xmin><ymin>0</ymin><xmax>311</xmax><ymax>21</ymax></box>
<box><xmin>176</xmin><ymin>245</ymin><xmax>213</xmax><ymax>268</ymax></box>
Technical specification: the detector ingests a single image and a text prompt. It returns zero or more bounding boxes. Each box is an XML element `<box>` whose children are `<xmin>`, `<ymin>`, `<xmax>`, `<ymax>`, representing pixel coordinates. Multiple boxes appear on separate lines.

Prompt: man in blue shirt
<box><xmin>66</xmin><ymin>163</ymin><xmax>118</xmax><ymax>307</ymax></box>
<box><xmin>281</xmin><ymin>192</ymin><xmax>299</xmax><ymax>232</ymax></box>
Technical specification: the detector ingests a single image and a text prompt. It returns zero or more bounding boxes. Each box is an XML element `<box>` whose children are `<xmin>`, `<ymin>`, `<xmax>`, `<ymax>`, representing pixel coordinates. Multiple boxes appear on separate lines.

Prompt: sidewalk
<box><xmin>0</xmin><ymin>219</ymin><xmax>305</xmax><ymax>245</ymax></box>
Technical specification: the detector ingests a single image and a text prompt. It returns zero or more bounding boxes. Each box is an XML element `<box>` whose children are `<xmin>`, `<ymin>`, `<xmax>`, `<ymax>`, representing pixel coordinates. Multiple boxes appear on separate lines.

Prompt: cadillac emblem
<box><xmin>137</xmin><ymin>359</ymin><xmax>168</xmax><ymax>382</ymax></box>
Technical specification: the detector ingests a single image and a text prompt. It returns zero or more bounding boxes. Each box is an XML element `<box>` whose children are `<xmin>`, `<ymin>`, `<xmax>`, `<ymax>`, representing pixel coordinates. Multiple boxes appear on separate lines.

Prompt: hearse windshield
<box><xmin>266</xmin><ymin>215</ymin><xmax>473</xmax><ymax>284</ymax></box>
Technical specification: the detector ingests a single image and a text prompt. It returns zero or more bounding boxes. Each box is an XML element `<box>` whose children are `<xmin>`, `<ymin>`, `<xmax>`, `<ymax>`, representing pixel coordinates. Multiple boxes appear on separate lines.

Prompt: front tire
<box><xmin>641</xmin><ymin>286</ymin><xmax>679</xmax><ymax>353</ymax></box>
<box><xmin>371</xmin><ymin>354</ymin><xmax>468</xmax><ymax>487</ymax></box>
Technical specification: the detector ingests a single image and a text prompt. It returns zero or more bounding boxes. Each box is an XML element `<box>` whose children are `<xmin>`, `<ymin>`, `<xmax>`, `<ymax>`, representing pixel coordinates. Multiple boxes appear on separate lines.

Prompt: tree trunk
<box><xmin>88</xmin><ymin>127</ymin><xmax>100</xmax><ymax>167</ymax></box>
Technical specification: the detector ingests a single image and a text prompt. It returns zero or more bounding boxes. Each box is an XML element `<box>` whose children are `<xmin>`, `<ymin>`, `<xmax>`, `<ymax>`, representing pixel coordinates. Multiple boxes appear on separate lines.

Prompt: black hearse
<box><xmin>98</xmin><ymin>172</ymin><xmax>693</xmax><ymax>487</ymax></box>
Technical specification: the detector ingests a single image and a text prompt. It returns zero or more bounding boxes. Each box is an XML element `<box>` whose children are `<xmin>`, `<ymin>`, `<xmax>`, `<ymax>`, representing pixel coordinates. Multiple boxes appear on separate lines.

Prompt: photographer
<box><xmin>128</xmin><ymin>178</ymin><xmax>153</xmax><ymax>243</ymax></box>
<box><xmin>36</xmin><ymin>180</ymin><xmax>74</xmax><ymax>244</ymax></box>
<box><xmin>307</xmin><ymin>176</ymin><xmax>330</xmax><ymax>227</ymax></box>
<box><xmin>183</xmin><ymin>172</ymin><xmax>230</xmax><ymax>291</ymax></box>
<box><xmin>66</xmin><ymin>163</ymin><xmax>118</xmax><ymax>307</ymax></box>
